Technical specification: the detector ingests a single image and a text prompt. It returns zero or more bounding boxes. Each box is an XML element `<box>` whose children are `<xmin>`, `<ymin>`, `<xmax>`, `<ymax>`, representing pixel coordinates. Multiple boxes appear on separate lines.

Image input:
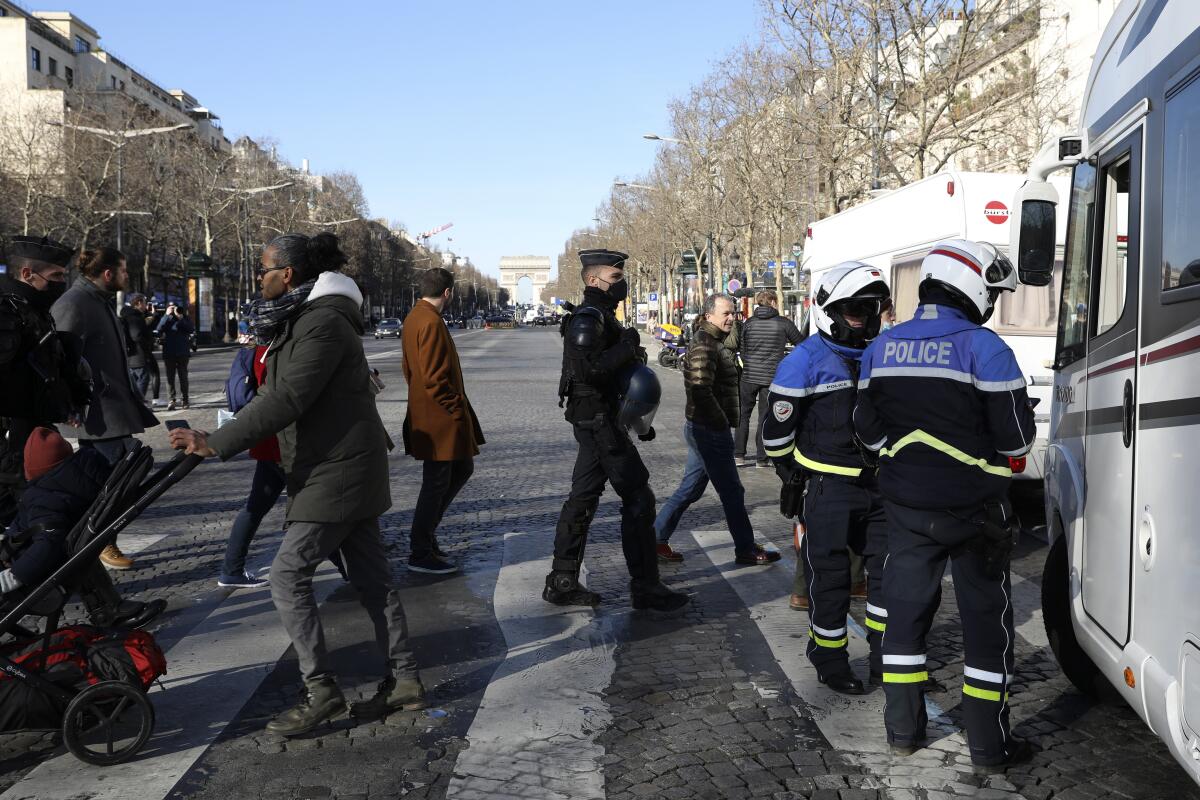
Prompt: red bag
<box><xmin>86</xmin><ymin>629</ymin><xmax>167</xmax><ymax>690</ymax></box>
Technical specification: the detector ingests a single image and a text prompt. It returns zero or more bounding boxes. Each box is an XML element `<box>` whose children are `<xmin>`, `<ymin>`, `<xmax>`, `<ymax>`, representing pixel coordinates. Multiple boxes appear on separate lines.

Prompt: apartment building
<box><xmin>0</xmin><ymin>1</ymin><xmax>229</xmax><ymax>150</ymax></box>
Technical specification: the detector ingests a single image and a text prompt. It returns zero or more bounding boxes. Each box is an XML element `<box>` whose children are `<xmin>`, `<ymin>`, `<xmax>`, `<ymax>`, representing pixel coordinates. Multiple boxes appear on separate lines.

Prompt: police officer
<box><xmin>547</xmin><ymin>248</ymin><xmax>688</xmax><ymax>612</ymax></box>
<box><xmin>763</xmin><ymin>263</ymin><xmax>890</xmax><ymax>695</ymax></box>
<box><xmin>0</xmin><ymin>235</ymin><xmax>90</xmax><ymax>525</ymax></box>
<box><xmin>853</xmin><ymin>239</ymin><xmax>1036</xmax><ymax>773</ymax></box>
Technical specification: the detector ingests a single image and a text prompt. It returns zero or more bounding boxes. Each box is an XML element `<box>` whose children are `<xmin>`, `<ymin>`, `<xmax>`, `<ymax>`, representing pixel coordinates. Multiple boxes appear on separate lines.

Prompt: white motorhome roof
<box><xmin>1082</xmin><ymin>0</ymin><xmax>1200</xmax><ymax>144</ymax></box>
<box><xmin>803</xmin><ymin>170</ymin><xmax>1029</xmax><ymax>274</ymax></box>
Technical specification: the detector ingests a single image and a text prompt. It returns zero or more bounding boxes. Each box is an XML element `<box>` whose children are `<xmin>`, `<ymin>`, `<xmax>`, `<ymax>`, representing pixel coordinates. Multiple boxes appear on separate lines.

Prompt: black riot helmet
<box><xmin>616</xmin><ymin>362</ymin><xmax>661</xmax><ymax>436</ymax></box>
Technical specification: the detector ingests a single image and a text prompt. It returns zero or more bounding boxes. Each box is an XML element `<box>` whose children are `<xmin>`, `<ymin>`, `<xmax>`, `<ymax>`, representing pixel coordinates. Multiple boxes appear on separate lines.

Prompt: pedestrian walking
<box><xmin>400</xmin><ymin>267</ymin><xmax>485</xmax><ymax>575</ymax></box>
<box><xmin>853</xmin><ymin>239</ymin><xmax>1036</xmax><ymax>772</ymax></box>
<box><xmin>156</xmin><ymin>302</ymin><xmax>194</xmax><ymax>410</ymax></box>
<box><xmin>171</xmin><ymin>231</ymin><xmax>424</xmax><ymax>736</ymax></box>
<box><xmin>52</xmin><ymin>246</ymin><xmax>158</xmax><ymax>570</ymax></box>
<box><xmin>762</xmin><ymin>263</ymin><xmax>891</xmax><ymax>695</ymax></box>
<box><xmin>735</xmin><ymin>290</ymin><xmax>803</xmax><ymax>467</ymax></box>
<box><xmin>0</xmin><ymin>235</ymin><xmax>90</xmax><ymax>526</ymax></box>
<box><xmin>654</xmin><ymin>293</ymin><xmax>780</xmax><ymax>566</ymax></box>
<box><xmin>547</xmin><ymin>248</ymin><xmax>688</xmax><ymax>612</ymax></box>
<box><xmin>120</xmin><ymin>293</ymin><xmax>155</xmax><ymax>403</ymax></box>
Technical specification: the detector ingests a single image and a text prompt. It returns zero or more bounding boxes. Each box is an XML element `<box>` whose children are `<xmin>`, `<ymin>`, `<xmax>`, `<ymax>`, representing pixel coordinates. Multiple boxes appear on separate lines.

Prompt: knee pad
<box><xmin>622</xmin><ymin>486</ymin><xmax>656</xmax><ymax>525</ymax></box>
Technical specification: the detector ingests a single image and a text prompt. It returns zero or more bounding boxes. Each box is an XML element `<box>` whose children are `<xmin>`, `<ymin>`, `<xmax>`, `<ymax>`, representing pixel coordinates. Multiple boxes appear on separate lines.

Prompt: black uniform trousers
<box><xmin>801</xmin><ymin>474</ymin><xmax>888</xmax><ymax>679</ymax></box>
<box><xmin>880</xmin><ymin>500</ymin><xmax>1015</xmax><ymax>765</ymax></box>
<box><xmin>554</xmin><ymin>414</ymin><xmax>658</xmax><ymax>585</ymax></box>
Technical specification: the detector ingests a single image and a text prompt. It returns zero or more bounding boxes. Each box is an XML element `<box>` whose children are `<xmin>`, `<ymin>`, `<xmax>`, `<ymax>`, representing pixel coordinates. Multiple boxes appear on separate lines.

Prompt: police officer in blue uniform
<box><xmin>853</xmin><ymin>239</ymin><xmax>1036</xmax><ymax>773</ymax></box>
<box><xmin>763</xmin><ymin>263</ymin><xmax>890</xmax><ymax>694</ymax></box>
<box><xmin>547</xmin><ymin>248</ymin><xmax>689</xmax><ymax>613</ymax></box>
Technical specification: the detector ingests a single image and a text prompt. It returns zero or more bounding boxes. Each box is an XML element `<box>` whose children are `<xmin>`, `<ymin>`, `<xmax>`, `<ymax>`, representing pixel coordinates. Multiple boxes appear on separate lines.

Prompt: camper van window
<box><xmin>1162</xmin><ymin>74</ymin><xmax>1200</xmax><ymax>291</ymax></box>
<box><xmin>890</xmin><ymin>252</ymin><xmax>925</xmax><ymax>323</ymax></box>
<box><xmin>1094</xmin><ymin>157</ymin><xmax>1132</xmax><ymax>337</ymax></box>
<box><xmin>1056</xmin><ymin>161</ymin><xmax>1097</xmax><ymax>365</ymax></box>
<box><xmin>995</xmin><ymin>260</ymin><xmax>1062</xmax><ymax>336</ymax></box>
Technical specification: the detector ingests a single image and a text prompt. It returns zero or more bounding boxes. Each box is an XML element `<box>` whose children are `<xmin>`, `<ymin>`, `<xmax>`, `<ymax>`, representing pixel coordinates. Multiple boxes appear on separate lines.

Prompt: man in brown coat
<box><xmin>401</xmin><ymin>267</ymin><xmax>484</xmax><ymax>574</ymax></box>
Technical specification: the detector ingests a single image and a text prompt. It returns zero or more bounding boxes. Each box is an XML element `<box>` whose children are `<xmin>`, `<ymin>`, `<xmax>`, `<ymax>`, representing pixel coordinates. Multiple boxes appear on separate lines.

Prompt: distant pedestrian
<box><xmin>401</xmin><ymin>267</ymin><xmax>485</xmax><ymax>575</ymax></box>
<box><xmin>52</xmin><ymin>246</ymin><xmax>158</xmax><ymax>570</ymax></box>
<box><xmin>654</xmin><ymin>294</ymin><xmax>781</xmax><ymax>566</ymax></box>
<box><xmin>171</xmin><ymin>231</ymin><xmax>423</xmax><ymax>736</ymax></box>
<box><xmin>735</xmin><ymin>290</ymin><xmax>803</xmax><ymax>467</ymax></box>
<box><xmin>156</xmin><ymin>302</ymin><xmax>194</xmax><ymax>410</ymax></box>
<box><xmin>120</xmin><ymin>293</ymin><xmax>155</xmax><ymax>403</ymax></box>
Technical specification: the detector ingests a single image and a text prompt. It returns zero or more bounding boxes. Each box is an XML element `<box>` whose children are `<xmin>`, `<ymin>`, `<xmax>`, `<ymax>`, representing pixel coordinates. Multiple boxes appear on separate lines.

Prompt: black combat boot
<box><xmin>266</xmin><ymin>676</ymin><xmax>346</xmax><ymax>736</ymax></box>
<box><xmin>629</xmin><ymin>579</ymin><xmax>690</xmax><ymax>612</ymax></box>
<box><xmin>542</xmin><ymin>571</ymin><xmax>601</xmax><ymax>607</ymax></box>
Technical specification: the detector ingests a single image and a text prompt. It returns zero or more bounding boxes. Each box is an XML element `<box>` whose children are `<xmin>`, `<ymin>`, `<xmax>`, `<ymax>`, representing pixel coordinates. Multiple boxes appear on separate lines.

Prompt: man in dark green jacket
<box><xmin>171</xmin><ymin>232</ymin><xmax>422</xmax><ymax>736</ymax></box>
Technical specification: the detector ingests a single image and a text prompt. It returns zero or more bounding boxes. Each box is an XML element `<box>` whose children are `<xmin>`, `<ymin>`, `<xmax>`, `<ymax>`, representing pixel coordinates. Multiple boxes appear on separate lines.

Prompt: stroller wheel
<box><xmin>62</xmin><ymin>681</ymin><xmax>154</xmax><ymax>766</ymax></box>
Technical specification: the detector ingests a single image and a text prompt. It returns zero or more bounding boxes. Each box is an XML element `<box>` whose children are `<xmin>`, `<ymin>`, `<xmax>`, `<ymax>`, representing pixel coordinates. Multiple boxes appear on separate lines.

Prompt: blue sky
<box><xmin>57</xmin><ymin>0</ymin><xmax>762</xmax><ymax>280</ymax></box>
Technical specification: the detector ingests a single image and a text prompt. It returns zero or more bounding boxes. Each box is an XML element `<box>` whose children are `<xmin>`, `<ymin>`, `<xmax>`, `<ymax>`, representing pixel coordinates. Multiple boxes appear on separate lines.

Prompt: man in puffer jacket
<box><xmin>653</xmin><ymin>294</ymin><xmax>781</xmax><ymax>566</ymax></box>
<box><xmin>0</xmin><ymin>427</ymin><xmax>163</xmax><ymax>628</ymax></box>
<box><xmin>735</xmin><ymin>290</ymin><xmax>803</xmax><ymax>467</ymax></box>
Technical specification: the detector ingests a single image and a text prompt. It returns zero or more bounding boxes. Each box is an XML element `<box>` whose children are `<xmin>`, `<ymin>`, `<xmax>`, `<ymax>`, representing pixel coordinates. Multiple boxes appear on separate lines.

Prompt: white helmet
<box><xmin>813</xmin><ymin>262</ymin><xmax>890</xmax><ymax>347</ymax></box>
<box><xmin>919</xmin><ymin>239</ymin><xmax>1017</xmax><ymax>324</ymax></box>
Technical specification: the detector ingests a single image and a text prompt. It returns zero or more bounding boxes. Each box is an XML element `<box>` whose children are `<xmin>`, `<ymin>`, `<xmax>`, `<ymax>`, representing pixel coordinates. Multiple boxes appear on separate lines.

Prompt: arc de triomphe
<box><xmin>498</xmin><ymin>255</ymin><xmax>551</xmax><ymax>305</ymax></box>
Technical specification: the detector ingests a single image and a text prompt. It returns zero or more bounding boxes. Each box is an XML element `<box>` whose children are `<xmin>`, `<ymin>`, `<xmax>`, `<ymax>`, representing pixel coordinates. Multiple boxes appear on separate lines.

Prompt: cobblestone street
<box><xmin>0</xmin><ymin>327</ymin><xmax>1196</xmax><ymax>800</ymax></box>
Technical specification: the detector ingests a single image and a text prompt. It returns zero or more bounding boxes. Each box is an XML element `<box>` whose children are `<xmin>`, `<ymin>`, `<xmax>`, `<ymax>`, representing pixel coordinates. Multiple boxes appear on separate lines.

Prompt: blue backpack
<box><xmin>226</xmin><ymin>347</ymin><xmax>259</xmax><ymax>412</ymax></box>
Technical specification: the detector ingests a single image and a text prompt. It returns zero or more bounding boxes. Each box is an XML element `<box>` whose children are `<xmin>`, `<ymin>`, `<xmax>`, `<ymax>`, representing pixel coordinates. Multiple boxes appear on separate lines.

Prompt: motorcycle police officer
<box><xmin>0</xmin><ymin>235</ymin><xmax>90</xmax><ymax>525</ymax></box>
<box><xmin>762</xmin><ymin>262</ymin><xmax>890</xmax><ymax>695</ymax></box>
<box><xmin>547</xmin><ymin>248</ymin><xmax>689</xmax><ymax>613</ymax></box>
<box><xmin>853</xmin><ymin>239</ymin><xmax>1036</xmax><ymax>772</ymax></box>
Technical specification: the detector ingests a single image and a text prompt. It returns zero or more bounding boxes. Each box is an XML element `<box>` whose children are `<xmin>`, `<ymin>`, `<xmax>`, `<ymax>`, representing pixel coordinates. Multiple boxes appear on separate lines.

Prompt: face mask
<box><xmin>41</xmin><ymin>278</ymin><xmax>67</xmax><ymax>303</ymax></box>
<box><xmin>603</xmin><ymin>278</ymin><xmax>628</xmax><ymax>302</ymax></box>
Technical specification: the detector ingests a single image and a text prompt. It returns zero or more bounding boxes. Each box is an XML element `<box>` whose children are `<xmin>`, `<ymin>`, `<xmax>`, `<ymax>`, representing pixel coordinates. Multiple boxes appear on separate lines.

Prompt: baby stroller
<box><xmin>0</xmin><ymin>446</ymin><xmax>200</xmax><ymax>765</ymax></box>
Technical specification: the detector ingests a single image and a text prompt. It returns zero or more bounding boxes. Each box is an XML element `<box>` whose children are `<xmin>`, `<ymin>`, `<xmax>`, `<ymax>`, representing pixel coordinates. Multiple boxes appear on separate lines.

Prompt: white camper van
<box><xmin>1008</xmin><ymin>0</ymin><xmax>1200</xmax><ymax>783</ymax></box>
<box><xmin>802</xmin><ymin>169</ymin><xmax>1067</xmax><ymax>482</ymax></box>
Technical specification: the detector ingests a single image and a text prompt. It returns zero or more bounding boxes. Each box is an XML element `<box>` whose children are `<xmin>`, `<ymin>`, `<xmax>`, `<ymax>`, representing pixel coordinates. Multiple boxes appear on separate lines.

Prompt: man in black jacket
<box><xmin>0</xmin><ymin>235</ymin><xmax>90</xmax><ymax>526</ymax></box>
<box><xmin>548</xmin><ymin>248</ymin><xmax>688</xmax><ymax>612</ymax></box>
<box><xmin>120</xmin><ymin>293</ymin><xmax>155</xmax><ymax>404</ymax></box>
<box><xmin>735</xmin><ymin>291</ymin><xmax>803</xmax><ymax>467</ymax></box>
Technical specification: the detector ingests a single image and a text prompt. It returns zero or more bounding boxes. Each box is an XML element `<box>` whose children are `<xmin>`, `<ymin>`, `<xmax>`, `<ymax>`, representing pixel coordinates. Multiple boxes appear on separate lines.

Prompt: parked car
<box><xmin>374</xmin><ymin>318</ymin><xmax>402</xmax><ymax>339</ymax></box>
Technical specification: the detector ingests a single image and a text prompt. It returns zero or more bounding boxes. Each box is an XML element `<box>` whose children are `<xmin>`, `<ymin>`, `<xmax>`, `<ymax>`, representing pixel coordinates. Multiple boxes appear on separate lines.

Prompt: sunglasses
<box><xmin>255</xmin><ymin>265</ymin><xmax>287</xmax><ymax>278</ymax></box>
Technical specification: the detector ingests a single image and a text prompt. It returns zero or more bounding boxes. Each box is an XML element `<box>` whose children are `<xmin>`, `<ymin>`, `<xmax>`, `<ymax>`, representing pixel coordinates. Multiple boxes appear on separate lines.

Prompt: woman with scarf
<box><xmin>170</xmin><ymin>232</ymin><xmax>423</xmax><ymax>736</ymax></box>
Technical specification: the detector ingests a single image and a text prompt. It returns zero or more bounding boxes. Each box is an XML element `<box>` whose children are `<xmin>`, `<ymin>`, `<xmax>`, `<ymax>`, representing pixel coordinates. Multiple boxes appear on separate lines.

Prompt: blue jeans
<box><xmin>654</xmin><ymin>421</ymin><xmax>755</xmax><ymax>553</ymax></box>
<box><xmin>221</xmin><ymin>460</ymin><xmax>286</xmax><ymax>578</ymax></box>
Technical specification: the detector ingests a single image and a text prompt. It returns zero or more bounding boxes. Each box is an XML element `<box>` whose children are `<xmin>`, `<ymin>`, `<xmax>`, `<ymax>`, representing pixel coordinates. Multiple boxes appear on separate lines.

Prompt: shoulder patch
<box><xmin>773</xmin><ymin>400</ymin><xmax>794</xmax><ymax>422</ymax></box>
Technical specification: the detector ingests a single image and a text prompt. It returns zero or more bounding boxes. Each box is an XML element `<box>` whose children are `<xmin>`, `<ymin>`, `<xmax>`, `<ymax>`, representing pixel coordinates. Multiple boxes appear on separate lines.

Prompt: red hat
<box><xmin>23</xmin><ymin>427</ymin><xmax>73</xmax><ymax>481</ymax></box>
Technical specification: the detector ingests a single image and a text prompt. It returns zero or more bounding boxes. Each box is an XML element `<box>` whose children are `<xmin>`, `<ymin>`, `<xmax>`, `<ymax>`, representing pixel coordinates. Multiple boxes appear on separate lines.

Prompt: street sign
<box><xmin>792</xmin><ymin>244</ymin><xmax>803</xmax><ymax>258</ymax></box>
<box><xmin>648</xmin><ymin>292</ymin><xmax>658</xmax><ymax>302</ymax></box>
<box><xmin>727</xmin><ymin>279</ymin><xmax>741</xmax><ymax>293</ymax></box>
<box><xmin>766</xmin><ymin>260</ymin><xmax>798</xmax><ymax>267</ymax></box>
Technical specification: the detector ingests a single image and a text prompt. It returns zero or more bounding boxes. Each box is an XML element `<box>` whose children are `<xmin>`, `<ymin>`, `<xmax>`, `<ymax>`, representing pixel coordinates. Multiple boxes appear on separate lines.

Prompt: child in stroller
<box><xmin>1</xmin><ymin>428</ymin><xmax>164</xmax><ymax>628</ymax></box>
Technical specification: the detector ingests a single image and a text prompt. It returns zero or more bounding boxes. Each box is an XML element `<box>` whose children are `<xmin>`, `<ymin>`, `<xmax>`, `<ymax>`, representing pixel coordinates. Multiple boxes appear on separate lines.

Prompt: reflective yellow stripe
<box><xmin>880</xmin><ymin>429</ymin><xmax>1011</xmax><ymax>478</ymax></box>
<box><xmin>883</xmin><ymin>671</ymin><xmax>928</xmax><ymax>684</ymax></box>
<box><xmin>765</xmin><ymin>445</ymin><xmax>794</xmax><ymax>458</ymax></box>
<box><xmin>794</xmin><ymin>451</ymin><xmax>862</xmax><ymax>477</ymax></box>
<box><xmin>864</xmin><ymin>618</ymin><xmax>886</xmax><ymax>632</ymax></box>
<box><xmin>962</xmin><ymin>683</ymin><xmax>1007</xmax><ymax>702</ymax></box>
<box><xmin>808</xmin><ymin>629</ymin><xmax>848</xmax><ymax>648</ymax></box>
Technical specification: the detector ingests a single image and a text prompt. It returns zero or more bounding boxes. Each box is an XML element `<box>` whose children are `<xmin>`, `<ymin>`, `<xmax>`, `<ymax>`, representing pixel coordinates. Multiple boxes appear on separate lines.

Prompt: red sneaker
<box><xmin>656</xmin><ymin>543</ymin><xmax>684</xmax><ymax>563</ymax></box>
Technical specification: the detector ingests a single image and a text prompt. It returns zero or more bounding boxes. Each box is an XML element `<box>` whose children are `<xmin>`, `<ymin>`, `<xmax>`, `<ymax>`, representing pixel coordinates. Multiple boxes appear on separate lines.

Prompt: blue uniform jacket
<box><xmin>762</xmin><ymin>333</ymin><xmax>870</xmax><ymax>477</ymax></box>
<box><xmin>853</xmin><ymin>304</ymin><xmax>1036</xmax><ymax>509</ymax></box>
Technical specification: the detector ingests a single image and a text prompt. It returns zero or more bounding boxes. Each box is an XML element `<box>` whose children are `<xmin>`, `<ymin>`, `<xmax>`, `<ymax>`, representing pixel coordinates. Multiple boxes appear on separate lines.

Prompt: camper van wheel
<box><xmin>62</xmin><ymin>681</ymin><xmax>155</xmax><ymax>766</ymax></box>
<box><xmin>1041</xmin><ymin>533</ymin><xmax>1120</xmax><ymax>703</ymax></box>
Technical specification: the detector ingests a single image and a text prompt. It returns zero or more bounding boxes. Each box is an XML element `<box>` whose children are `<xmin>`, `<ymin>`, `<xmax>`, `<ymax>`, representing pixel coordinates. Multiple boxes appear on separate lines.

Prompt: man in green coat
<box><xmin>171</xmin><ymin>233</ymin><xmax>422</xmax><ymax>736</ymax></box>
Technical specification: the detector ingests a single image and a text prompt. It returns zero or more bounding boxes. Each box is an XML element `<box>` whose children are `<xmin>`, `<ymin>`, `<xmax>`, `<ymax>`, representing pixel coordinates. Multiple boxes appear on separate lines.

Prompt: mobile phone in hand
<box><xmin>165</xmin><ymin>419</ymin><xmax>190</xmax><ymax>431</ymax></box>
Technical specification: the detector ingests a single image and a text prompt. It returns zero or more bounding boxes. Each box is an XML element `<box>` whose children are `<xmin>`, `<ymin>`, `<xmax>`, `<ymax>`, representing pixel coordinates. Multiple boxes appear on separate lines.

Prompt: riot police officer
<box><xmin>547</xmin><ymin>248</ymin><xmax>688</xmax><ymax>612</ymax></box>
<box><xmin>853</xmin><ymin>239</ymin><xmax>1036</xmax><ymax>773</ymax></box>
<box><xmin>0</xmin><ymin>235</ymin><xmax>90</xmax><ymax>525</ymax></box>
<box><xmin>763</xmin><ymin>262</ymin><xmax>890</xmax><ymax>695</ymax></box>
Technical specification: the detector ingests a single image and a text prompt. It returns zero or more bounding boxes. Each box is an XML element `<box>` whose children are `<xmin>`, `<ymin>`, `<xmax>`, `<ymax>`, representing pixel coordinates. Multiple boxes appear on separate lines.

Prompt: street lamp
<box><xmin>613</xmin><ymin>181</ymin><xmax>670</xmax><ymax>327</ymax></box>
<box><xmin>643</xmin><ymin>132</ymin><xmax>721</xmax><ymax>297</ymax></box>
<box><xmin>48</xmin><ymin>121</ymin><xmax>190</xmax><ymax>256</ymax></box>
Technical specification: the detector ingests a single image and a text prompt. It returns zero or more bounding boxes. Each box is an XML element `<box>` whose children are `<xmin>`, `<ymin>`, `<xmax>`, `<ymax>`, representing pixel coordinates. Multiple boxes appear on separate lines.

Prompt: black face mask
<box><xmin>603</xmin><ymin>278</ymin><xmax>628</xmax><ymax>303</ymax></box>
<box><xmin>41</xmin><ymin>279</ymin><xmax>67</xmax><ymax>303</ymax></box>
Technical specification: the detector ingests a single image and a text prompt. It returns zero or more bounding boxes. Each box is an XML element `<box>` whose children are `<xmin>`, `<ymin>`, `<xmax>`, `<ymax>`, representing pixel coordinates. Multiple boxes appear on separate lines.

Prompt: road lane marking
<box><xmin>0</xmin><ymin>565</ymin><xmax>342</xmax><ymax>800</ymax></box>
<box><xmin>446</xmin><ymin>530</ymin><xmax>615</xmax><ymax>800</ymax></box>
<box><xmin>691</xmin><ymin>530</ymin><xmax>954</xmax><ymax>754</ymax></box>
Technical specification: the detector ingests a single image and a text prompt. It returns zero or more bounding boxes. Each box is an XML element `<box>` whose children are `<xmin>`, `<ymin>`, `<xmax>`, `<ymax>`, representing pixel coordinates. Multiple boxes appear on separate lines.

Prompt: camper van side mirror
<box><xmin>1009</xmin><ymin>180</ymin><xmax>1059</xmax><ymax>287</ymax></box>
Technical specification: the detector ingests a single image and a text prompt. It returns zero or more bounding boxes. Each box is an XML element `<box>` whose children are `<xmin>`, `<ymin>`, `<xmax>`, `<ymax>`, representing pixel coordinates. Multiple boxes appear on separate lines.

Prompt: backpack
<box><xmin>226</xmin><ymin>347</ymin><xmax>258</xmax><ymax>412</ymax></box>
